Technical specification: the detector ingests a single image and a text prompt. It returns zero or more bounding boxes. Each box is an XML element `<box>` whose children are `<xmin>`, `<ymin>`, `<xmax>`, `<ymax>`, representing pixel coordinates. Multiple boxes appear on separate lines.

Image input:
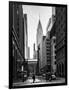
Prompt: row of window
<box><xmin>56</xmin><ymin>7</ymin><xmax>66</xmax><ymax>35</ymax></box>
<box><xmin>56</xmin><ymin>32</ymin><xmax>65</xmax><ymax>45</ymax></box>
<box><xmin>56</xmin><ymin>39</ymin><xmax>65</xmax><ymax>50</ymax></box>
<box><xmin>56</xmin><ymin>47</ymin><xmax>65</xmax><ymax>60</ymax></box>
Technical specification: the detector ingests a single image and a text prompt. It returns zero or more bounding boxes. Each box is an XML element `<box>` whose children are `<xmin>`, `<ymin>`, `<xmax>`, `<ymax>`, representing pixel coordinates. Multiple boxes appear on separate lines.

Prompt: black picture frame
<box><xmin>9</xmin><ymin>1</ymin><xmax>67</xmax><ymax>89</ymax></box>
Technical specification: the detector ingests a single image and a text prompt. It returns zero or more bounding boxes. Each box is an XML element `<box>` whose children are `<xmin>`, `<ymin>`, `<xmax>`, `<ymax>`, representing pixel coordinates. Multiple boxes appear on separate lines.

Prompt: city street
<box><xmin>10</xmin><ymin>3</ymin><xmax>67</xmax><ymax>88</ymax></box>
<box><xmin>13</xmin><ymin>75</ymin><xmax>65</xmax><ymax>87</ymax></box>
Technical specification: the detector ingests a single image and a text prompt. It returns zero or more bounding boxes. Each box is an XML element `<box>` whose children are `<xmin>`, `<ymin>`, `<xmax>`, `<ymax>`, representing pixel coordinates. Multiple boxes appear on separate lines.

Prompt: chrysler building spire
<box><xmin>36</xmin><ymin>15</ymin><xmax>43</xmax><ymax>46</ymax></box>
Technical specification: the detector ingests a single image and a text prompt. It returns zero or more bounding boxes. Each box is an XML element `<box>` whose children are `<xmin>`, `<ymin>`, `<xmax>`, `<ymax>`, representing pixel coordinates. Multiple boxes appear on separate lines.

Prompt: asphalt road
<box><xmin>13</xmin><ymin>75</ymin><xmax>65</xmax><ymax>87</ymax></box>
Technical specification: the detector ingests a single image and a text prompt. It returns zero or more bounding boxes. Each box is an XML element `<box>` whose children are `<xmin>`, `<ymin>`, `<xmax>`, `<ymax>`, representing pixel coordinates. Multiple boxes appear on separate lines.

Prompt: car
<box><xmin>24</xmin><ymin>74</ymin><xmax>27</xmax><ymax>78</ymax></box>
<box><xmin>42</xmin><ymin>74</ymin><xmax>46</xmax><ymax>77</ymax></box>
<box><xmin>51</xmin><ymin>74</ymin><xmax>56</xmax><ymax>80</ymax></box>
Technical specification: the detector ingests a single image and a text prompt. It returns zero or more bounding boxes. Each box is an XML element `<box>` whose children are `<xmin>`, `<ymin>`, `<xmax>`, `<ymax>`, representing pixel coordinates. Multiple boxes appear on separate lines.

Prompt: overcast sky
<box><xmin>22</xmin><ymin>5</ymin><xmax>52</xmax><ymax>59</ymax></box>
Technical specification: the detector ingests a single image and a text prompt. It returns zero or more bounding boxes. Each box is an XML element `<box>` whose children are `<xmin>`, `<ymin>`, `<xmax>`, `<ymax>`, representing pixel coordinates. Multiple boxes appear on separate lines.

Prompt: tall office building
<box><xmin>33</xmin><ymin>43</ymin><xmax>37</xmax><ymax>59</ymax></box>
<box><xmin>45</xmin><ymin>31</ymin><xmax>51</xmax><ymax>72</ymax></box>
<box><xmin>55</xmin><ymin>7</ymin><xmax>66</xmax><ymax>77</ymax></box>
<box><xmin>10</xmin><ymin>3</ymin><xmax>25</xmax><ymax>81</ymax></box>
<box><xmin>45</xmin><ymin>17</ymin><xmax>53</xmax><ymax>73</ymax></box>
<box><xmin>36</xmin><ymin>19</ymin><xmax>43</xmax><ymax>46</ymax></box>
<box><xmin>46</xmin><ymin>14</ymin><xmax>56</xmax><ymax>73</ymax></box>
<box><xmin>36</xmin><ymin>19</ymin><xmax>43</xmax><ymax>74</ymax></box>
<box><xmin>51</xmin><ymin>36</ymin><xmax>56</xmax><ymax>74</ymax></box>
<box><xmin>50</xmin><ymin>22</ymin><xmax>56</xmax><ymax>75</ymax></box>
<box><xmin>28</xmin><ymin>46</ymin><xmax>30</xmax><ymax>59</ymax></box>
<box><xmin>40</xmin><ymin>36</ymin><xmax>46</xmax><ymax>74</ymax></box>
<box><xmin>24</xmin><ymin>14</ymin><xmax>28</xmax><ymax>60</ymax></box>
<box><xmin>50</xmin><ymin>7</ymin><xmax>56</xmax><ymax>75</ymax></box>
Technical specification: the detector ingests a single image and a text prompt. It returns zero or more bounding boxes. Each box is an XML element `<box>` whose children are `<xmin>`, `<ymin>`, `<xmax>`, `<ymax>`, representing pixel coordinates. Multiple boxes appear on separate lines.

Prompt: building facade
<box><xmin>33</xmin><ymin>43</ymin><xmax>37</xmax><ymax>59</ymax></box>
<box><xmin>28</xmin><ymin>46</ymin><xmax>30</xmax><ymax>59</ymax></box>
<box><xmin>50</xmin><ymin>20</ymin><xmax>56</xmax><ymax>75</ymax></box>
<box><xmin>36</xmin><ymin>19</ymin><xmax>43</xmax><ymax>46</ymax></box>
<box><xmin>46</xmin><ymin>12</ymin><xmax>56</xmax><ymax>74</ymax></box>
<box><xmin>45</xmin><ymin>17</ymin><xmax>54</xmax><ymax>73</ymax></box>
<box><xmin>10</xmin><ymin>3</ymin><xmax>25</xmax><ymax>81</ymax></box>
<box><xmin>9</xmin><ymin>3</ymin><xmax>29</xmax><ymax>82</ymax></box>
<box><xmin>55</xmin><ymin>7</ymin><xmax>66</xmax><ymax>77</ymax></box>
<box><xmin>36</xmin><ymin>19</ymin><xmax>43</xmax><ymax>75</ymax></box>
<box><xmin>24</xmin><ymin>14</ymin><xmax>28</xmax><ymax>60</ymax></box>
<box><xmin>28</xmin><ymin>61</ymin><xmax>37</xmax><ymax>76</ymax></box>
<box><xmin>50</xmin><ymin>7</ymin><xmax>56</xmax><ymax>75</ymax></box>
<box><xmin>45</xmin><ymin>31</ymin><xmax>51</xmax><ymax>73</ymax></box>
<box><xmin>40</xmin><ymin>36</ymin><xmax>46</xmax><ymax>74</ymax></box>
<box><xmin>51</xmin><ymin>36</ymin><xmax>56</xmax><ymax>75</ymax></box>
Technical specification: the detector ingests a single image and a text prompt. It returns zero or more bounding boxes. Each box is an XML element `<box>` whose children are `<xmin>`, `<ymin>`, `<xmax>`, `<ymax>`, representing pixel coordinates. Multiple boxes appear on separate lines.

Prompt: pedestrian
<box><xmin>32</xmin><ymin>74</ymin><xmax>35</xmax><ymax>83</ymax></box>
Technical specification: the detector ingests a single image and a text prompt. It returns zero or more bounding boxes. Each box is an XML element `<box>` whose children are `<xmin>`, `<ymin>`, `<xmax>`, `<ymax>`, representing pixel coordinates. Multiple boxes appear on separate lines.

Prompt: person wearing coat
<box><xmin>32</xmin><ymin>74</ymin><xmax>35</xmax><ymax>83</ymax></box>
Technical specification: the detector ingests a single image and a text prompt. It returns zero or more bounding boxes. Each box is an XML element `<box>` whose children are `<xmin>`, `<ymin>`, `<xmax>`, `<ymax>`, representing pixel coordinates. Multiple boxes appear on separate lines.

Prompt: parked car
<box><xmin>42</xmin><ymin>73</ymin><xmax>46</xmax><ymax>77</ymax></box>
<box><xmin>51</xmin><ymin>74</ymin><xmax>56</xmax><ymax>80</ymax></box>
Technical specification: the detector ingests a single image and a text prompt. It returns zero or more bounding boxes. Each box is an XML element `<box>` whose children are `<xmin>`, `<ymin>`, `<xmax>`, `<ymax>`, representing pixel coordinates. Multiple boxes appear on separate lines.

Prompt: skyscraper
<box><xmin>36</xmin><ymin>19</ymin><xmax>43</xmax><ymax>46</ymax></box>
<box><xmin>33</xmin><ymin>43</ymin><xmax>37</xmax><ymax>59</ymax></box>
<box><xmin>40</xmin><ymin>36</ymin><xmax>46</xmax><ymax>74</ymax></box>
<box><xmin>24</xmin><ymin>14</ymin><xmax>28</xmax><ymax>60</ymax></box>
<box><xmin>10</xmin><ymin>3</ymin><xmax>25</xmax><ymax>81</ymax></box>
<box><xmin>45</xmin><ymin>31</ymin><xmax>51</xmax><ymax>73</ymax></box>
<box><xmin>28</xmin><ymin>46</ymin><xmax>30</xmax><ymax>59</ymax></box>
<box><xmin>55</xmin><ymin>7</ymin><xmax>66</xmax><ymax>77</ymax></box>
<box><xmin>36</xmin><ymin>19</ymin><xmax>43</xmax><ymax>74</ymax></box>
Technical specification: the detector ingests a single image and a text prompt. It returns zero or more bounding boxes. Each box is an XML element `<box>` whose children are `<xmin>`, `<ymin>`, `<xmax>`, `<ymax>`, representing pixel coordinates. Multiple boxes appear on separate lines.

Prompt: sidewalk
<box><xmin>13</xmin><ymin>76</ymin><xmax>65</xmax><ymax>87</ymax></box>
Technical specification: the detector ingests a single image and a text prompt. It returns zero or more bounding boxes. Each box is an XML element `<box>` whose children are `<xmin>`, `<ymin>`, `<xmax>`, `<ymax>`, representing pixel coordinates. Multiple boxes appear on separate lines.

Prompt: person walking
<box><xmin>32</xmin><ymin>74</ymin><xmax>35</xmax><ymax>83</ymax></box>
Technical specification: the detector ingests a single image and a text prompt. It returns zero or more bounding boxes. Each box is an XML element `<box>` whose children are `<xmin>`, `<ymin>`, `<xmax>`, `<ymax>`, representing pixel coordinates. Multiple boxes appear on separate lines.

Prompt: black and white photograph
<box><xmin>9</xmin><ymin>1</ymin><xmax>67</xmax><ymax>88</ymax></box>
